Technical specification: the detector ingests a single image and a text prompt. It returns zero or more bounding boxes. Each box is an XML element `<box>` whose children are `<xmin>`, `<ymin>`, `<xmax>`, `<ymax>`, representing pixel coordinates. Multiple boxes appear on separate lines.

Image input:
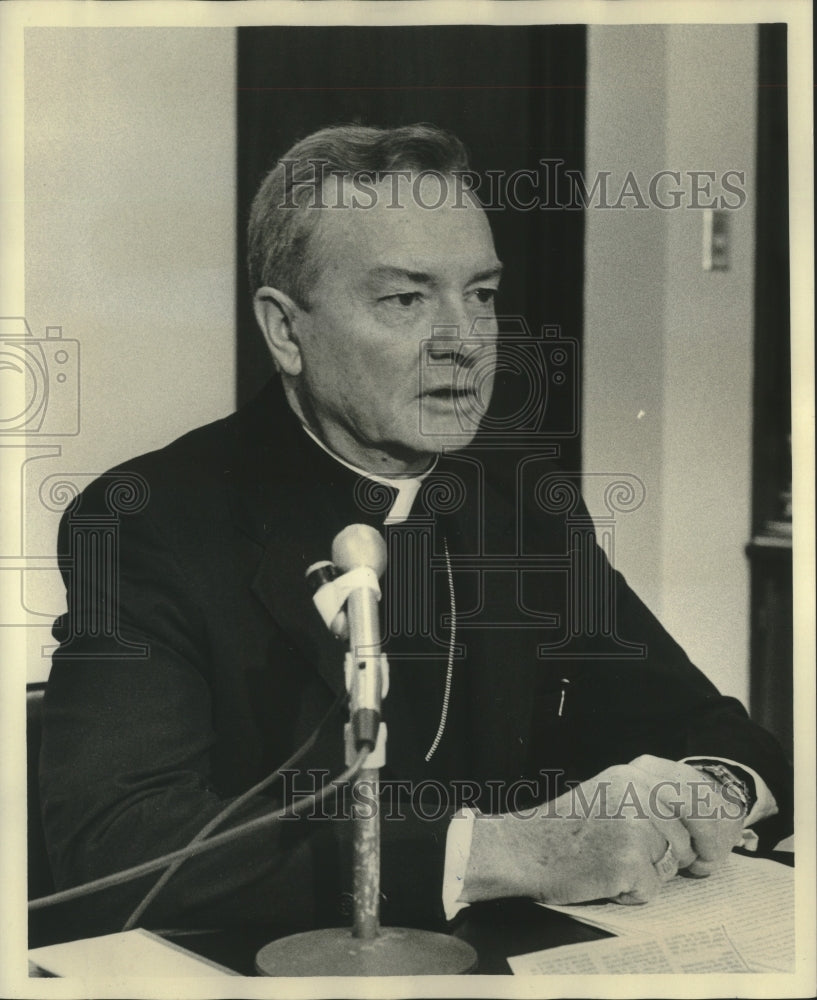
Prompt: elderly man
<box><xmin>40</xmin><ymin>124</ymin><xmax>792</xmax><ymax>941</ymax></box>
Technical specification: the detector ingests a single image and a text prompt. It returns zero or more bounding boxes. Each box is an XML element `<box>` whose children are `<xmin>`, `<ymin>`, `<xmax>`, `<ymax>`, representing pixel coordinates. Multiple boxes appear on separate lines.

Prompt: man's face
<box><xmin>288</xmin><ymin>174</ymin><xmax>502</xmax><ymax>475</ymax></box>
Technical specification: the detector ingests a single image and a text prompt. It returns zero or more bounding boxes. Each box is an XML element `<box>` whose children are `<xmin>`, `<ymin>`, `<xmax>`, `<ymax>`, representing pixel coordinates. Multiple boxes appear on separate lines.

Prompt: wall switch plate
<box><xmin>702</xmin><ymin>208</ymin><xmax>730</xmax><ymax>271</ymax></box>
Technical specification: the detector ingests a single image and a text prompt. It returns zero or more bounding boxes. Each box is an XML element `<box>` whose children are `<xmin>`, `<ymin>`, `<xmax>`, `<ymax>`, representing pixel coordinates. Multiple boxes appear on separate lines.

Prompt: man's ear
<box><xmin>253</xmin><ymin>287</ymin><xmax>304</xmax><ymax>376</ymax></box>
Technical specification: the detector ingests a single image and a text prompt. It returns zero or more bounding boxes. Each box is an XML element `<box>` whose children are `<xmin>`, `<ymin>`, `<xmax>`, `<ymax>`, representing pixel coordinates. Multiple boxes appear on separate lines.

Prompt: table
<box><xmin>31</xmin><ymin>850</ymin><xmax>793</xmax><ymax>978</ymax></box>
<box><xmin>160</xmin><ymin>848</ymin><xmax>793</xmax><ymax>976</ymax></box>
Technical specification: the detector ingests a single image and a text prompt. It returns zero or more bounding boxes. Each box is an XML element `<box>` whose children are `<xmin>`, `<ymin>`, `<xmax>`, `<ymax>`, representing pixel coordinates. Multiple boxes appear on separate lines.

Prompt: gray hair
<box><xmin>247</xmin><ymin>123</ymin><xmax>472</xmax><ymax>307</ymax></box>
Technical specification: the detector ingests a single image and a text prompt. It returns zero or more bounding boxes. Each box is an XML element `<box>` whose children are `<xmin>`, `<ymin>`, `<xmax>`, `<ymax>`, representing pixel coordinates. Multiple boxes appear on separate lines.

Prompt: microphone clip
<box><xmin>307</xmin><ymin>561</ymin><xmax>382</xmax><ymax>640</ymax></box>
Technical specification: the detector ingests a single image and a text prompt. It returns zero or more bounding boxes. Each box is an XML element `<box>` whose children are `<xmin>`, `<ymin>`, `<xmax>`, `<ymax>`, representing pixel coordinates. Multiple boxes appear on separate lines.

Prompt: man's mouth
<box><xmin>422</xmin><ymin>386</ymin><xmax>477</xmax><ymax>401</ymax></box>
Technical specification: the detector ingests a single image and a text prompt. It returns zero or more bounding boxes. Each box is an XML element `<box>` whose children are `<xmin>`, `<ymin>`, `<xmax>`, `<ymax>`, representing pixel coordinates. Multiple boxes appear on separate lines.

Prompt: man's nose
<box><xmin>427</xmin><ymin>329</ymin><xmax>493</xmax><ymax>372</ymax></box>
<box><xmin>427</xmin><ymin>302</ymin><xmax>496</xmax><ymax>366</ymax></box>
<box><xmin>426</xmin><ymin>326</ymin><xmax>464</xmax><ymax>365</ymax></box>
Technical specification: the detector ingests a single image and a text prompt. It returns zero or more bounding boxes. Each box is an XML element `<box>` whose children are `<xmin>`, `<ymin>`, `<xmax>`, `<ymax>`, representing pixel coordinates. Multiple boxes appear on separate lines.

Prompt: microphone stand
<box><xmin>255</xmin><ymin>528</ymin><xmax>477</xmax><ymax>976</ymax></box>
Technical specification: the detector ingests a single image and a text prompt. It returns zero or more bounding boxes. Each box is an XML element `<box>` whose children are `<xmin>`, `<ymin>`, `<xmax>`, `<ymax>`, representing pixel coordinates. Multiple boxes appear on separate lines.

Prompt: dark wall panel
<box><xmin>236</xmin><ymin>25</ymin><xmax>585</xmax><ymax>469</ymax></box>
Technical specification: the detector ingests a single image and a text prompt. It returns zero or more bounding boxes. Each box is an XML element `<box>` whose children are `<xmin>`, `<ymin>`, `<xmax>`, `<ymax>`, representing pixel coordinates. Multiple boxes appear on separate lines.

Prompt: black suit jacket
<box><xmin>40</xmin><ymin>379</ymin><xmax>793</xmax><ymax>940</ymax></box>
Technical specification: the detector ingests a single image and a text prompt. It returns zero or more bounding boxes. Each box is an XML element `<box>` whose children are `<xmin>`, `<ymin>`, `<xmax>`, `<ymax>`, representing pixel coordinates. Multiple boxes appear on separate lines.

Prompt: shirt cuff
<box><xmin>682</xmin><ymin>755</ymin><xmax>779</xmax><ymax>851</ymax></box>
<box><xmin>442</xmin><ymin>807</ymin><xmax>478</xmax><ymax>921</ymax></box>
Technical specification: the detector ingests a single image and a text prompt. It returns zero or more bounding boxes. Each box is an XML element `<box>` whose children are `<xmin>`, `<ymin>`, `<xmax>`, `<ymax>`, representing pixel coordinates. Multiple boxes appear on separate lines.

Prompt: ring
<box><xmin>653</xmin><ymin>842</ymin><xmax>678</xmax><ymax>881</ymax></box>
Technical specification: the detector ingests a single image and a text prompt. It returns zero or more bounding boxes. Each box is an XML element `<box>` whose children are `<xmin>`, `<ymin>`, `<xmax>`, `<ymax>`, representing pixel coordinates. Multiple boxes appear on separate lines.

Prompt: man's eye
<box><xmin>473</xmin><ymin>288</ymin><xmax>497</xmax><ymax>305</ymax></box>
<box><xmin>382</xmin><ymin>292</ymin><xmax>423</xmax><ymax>307</ymax></box>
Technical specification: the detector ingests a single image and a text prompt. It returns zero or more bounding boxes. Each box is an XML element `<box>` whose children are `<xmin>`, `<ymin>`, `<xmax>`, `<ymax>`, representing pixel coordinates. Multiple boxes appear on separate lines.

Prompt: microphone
<box><xmin>257</xmin><ymin>521</ymin><xmax>477</xmax><ymax>975</ymax></box>
<box><xmin>331</xmin><ymin>524</ymin><xmax>388</xmax><ymax>749</ymax></box>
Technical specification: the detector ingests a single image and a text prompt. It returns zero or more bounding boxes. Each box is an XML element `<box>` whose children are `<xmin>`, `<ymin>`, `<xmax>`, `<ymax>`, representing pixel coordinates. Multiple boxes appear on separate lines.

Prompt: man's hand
<box><xmin>627</xmin><ymin>754</ymin><xmax>747</xmax><ymax>877</ymax></box>
<box><xmin>460</xmin><ymin>756</ymin><xmax>746</xmax><ymax>907</ymax></box>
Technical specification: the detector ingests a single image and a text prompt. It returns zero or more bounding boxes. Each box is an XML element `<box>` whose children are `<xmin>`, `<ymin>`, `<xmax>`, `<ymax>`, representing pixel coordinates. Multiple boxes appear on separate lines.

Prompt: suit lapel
<box><xmin>224</xmin><ymin>380</ymin><xmax>393</xmax><ymax>700</ymax></box>
<box><xmin>251</xmin><ymin>506</ymin><xmax>348</xmax><ymax>700</ymax></box>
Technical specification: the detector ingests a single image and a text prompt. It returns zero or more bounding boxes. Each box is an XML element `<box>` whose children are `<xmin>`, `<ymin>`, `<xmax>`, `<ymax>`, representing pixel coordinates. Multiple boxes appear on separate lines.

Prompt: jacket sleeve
<box><xmin>608</xmin><ymin>556</ymin><xmax>794</xmax><ymax>849</ymax></box>
<box><xmin>556</xmin><ymin>487</ymin><xmax>794</xmax><ymax>850</ymax></box>
<box><xmin>39</xmin><ymin>477</ymin><xmax>449</xmax><ymax>941</ymax></box>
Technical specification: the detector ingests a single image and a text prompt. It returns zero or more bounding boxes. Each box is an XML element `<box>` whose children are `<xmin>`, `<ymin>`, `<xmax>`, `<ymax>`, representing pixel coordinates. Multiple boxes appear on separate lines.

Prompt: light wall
<box><xmin>22</xmin><ymin>28</ymin><xmax>237</xmax><ymax>680</ymax></box>
<box><xmin>583</xmin><ymin>25</ymin><xmax>758</xmax><ymax>705</ymax></box>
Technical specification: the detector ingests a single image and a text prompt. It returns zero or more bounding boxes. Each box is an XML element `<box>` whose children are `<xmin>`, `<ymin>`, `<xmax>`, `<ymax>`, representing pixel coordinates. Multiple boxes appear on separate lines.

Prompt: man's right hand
<box><xmin>460</xmin><ymin>763</ymin><xmax>701</xmax><ymax>907</ymax></box>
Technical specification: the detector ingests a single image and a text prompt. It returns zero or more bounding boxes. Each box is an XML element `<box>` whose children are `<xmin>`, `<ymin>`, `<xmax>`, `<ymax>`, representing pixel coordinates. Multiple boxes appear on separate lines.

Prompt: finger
<box><xmin>678</xmin><ymin>782</ymin><xmax>736</xmax><ymax>871</ymax></box>
<box><xmin>644</xmin><ymin>822</ymin><xmax>677</xmax><ymax>874</ymax></box>
<box><xmin>613</xmin><ymin>863</ymin><xmax>662</xmax><ymax>905</ymax></box>
<box><xmin>628</xmin><ymin>760</ymin><xmax>731</xmax><ymax>870</ymax></box>
<box><xmin>615</xmin><ymin>892</ymin><xmax>650</xmax><ymax>905</ymax></box>
<box><xmin>610</xmin><ymin>828</ymin><xmax>666</xmax><ymax>904</ymax></box>
<box><xmin>618</xmin><ymin>762</ymin><xmax>698</xmax><ymax>870</ymax></box>
<box><xmin>685</xmin><ymin>857</ymin><xmax>718</xmax><ymax>878</ymax></box>
<box><xmin>652</xmin><ymin>841</ymin><xmax>679</xmax><ymax>882</ymax></box>
<box><xmin>649</xmin><ymin>814</ymin><xmax>696</xmax><ymax>869</ymax></box>
<box><xmin>644</xmin><ymin>820</ymin><xmax>689</xmax><ymax>885</ymax></box>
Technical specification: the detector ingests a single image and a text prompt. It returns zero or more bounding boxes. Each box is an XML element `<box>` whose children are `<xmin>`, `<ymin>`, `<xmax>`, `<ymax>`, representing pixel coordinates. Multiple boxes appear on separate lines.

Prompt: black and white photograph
<box><xmin>1</xmin><ymin>0</ymin><xmax>813</xmax><ymax>995</ymax></box>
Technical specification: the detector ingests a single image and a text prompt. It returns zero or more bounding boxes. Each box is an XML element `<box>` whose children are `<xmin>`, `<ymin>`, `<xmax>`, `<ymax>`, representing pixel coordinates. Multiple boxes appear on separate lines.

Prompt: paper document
<box><xmin>29</xmin><ymin>928</ymin><xmax>238</xmax><ymax>978</ymax></box>
<box><xmin>535</xmin><ymin>853</ymin><xmax>794</xmax><ymax>974</ymax></box>
<box><xmin>509</xmin><ymin>924</ymin><xmax>752</xmax><ymax>974</ymax></box>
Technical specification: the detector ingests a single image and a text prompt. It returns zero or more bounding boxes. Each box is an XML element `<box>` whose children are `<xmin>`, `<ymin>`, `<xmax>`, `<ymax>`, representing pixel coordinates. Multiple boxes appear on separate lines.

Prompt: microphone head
<box><xmin>331</xmin><ymin>524</ymin><xmax>387</xmax><ymax>578</ymax></box>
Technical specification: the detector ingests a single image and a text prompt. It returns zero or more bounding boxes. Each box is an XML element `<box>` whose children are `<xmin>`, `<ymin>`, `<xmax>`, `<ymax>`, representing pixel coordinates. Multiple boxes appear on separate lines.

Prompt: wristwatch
<box><xmin>692</xmin><ymin>761</ymin><xmax>755</xmax><ymax>816</ymax></box>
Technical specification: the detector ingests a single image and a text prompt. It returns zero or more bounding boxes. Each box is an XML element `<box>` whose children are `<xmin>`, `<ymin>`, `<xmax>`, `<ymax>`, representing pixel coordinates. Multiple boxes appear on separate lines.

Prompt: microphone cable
<box><xmin>122</xmin><ymin>689</ymin><xmax>346</xmax><ymax>930</ymax></box>
<box><xmin>29</xmin><ymin>728</ymin><xmax>366</xmax><ymax>913</ymax></box>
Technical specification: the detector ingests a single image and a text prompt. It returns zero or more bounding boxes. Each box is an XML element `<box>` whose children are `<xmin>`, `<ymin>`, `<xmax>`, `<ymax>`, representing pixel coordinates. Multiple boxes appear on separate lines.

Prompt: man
<box><xmin>40</xmin><ymin>124</ymin><xmax>792</xmax><ymax>941</ymax></box>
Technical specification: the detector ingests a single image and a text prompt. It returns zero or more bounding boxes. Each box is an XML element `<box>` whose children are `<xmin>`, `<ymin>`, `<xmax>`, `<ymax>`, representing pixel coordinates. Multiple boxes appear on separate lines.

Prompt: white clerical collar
<box><xmin>300</xmin><ymin>423</ymin><xmax>438</xmax><ymax>524</ymax></box>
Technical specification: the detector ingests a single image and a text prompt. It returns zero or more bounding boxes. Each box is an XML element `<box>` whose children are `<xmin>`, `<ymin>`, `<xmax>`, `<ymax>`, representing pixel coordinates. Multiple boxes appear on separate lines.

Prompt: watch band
<box><xmin>692</xmin><ymin>761</ymin><xmax>755</xmax><ymax>816</ymax></box>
